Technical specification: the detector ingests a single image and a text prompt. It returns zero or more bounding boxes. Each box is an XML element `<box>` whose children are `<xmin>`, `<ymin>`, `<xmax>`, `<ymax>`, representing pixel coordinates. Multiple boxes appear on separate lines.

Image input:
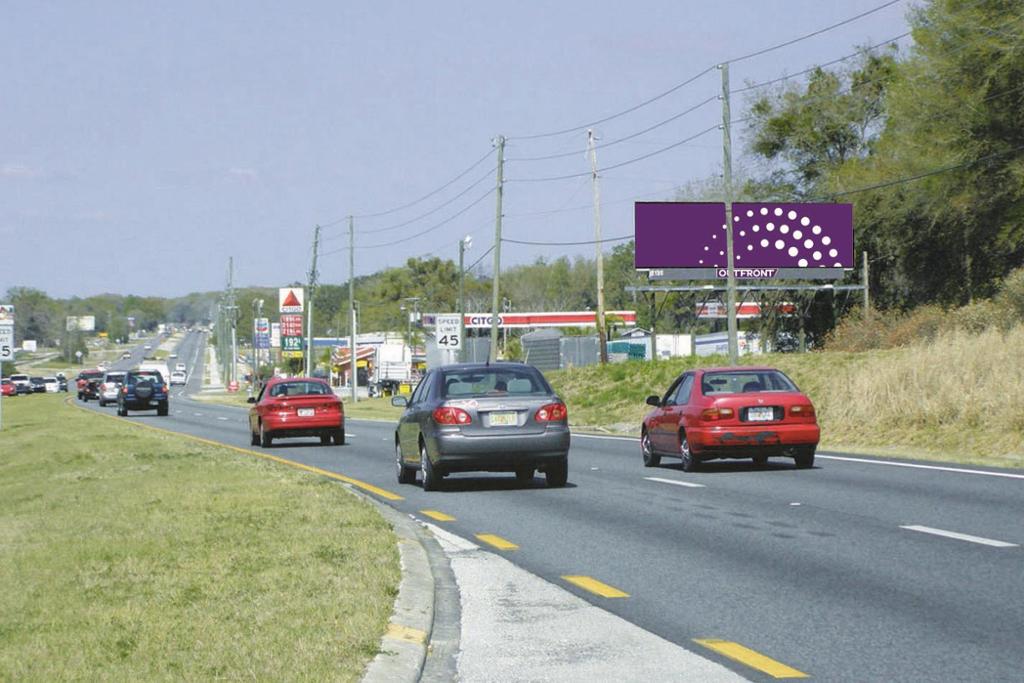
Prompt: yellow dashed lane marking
<box><xmin>385</xmin><ymin>623</ymin><xmax>427</xmax><ymax>645</ymax></box>
<box><xmin>421</xmin><ymin>510</ymin><xmax>455</xmax><ymax>522</ymax></box>
<box><xmin>694</xmin><ymin>639</ymin><xmax>809</xmax><ymax>679</ymax></box>
<box><xmin>561</xmin><ymin>575</ymin><xmax>629</xmax><ymax>598</ymax></box>
<box><xmin>66</xmin><ymin>397</ymin><xmax>404</xmax><ymax>501</ymax></box>
<box><xmin>475</xmin><ymin>534</ymin><xmax>519</xmax><ymax>550</ymax></box>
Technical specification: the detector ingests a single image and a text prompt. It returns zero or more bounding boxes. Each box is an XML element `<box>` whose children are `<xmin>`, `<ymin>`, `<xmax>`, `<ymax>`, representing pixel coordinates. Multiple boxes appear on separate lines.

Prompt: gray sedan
<box><xmin>392</xmin><ymin>362</ymin><xmax>570</xmax><ymax>490</ymax></box>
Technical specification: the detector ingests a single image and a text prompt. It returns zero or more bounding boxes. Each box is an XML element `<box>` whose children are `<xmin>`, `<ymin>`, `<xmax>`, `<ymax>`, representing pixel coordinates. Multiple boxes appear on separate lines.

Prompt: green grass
<box><xmin>0</xmin><ymin>394</ymin><xmax>399</xmax><ymax>681</ymax></box>
<box><xmin>548</xmin><ymin>327</ymin><xmax>1024</xmax><ymax>470</ymax></box>
<box><xmin>342</xmin><ymin>397</ymin><xmax>404</xmax><ymax>422</ymax></box>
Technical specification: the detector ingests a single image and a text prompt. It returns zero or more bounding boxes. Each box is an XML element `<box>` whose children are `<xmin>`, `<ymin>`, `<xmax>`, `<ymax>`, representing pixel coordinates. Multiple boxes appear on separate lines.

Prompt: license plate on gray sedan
<box><xmin>747</xmin><ymin>407</ymin><xmax>774</xmax><ymax>421</ymax></box>
<box><xmin>489</xmin><ymin>411</ymin><xmax>516</xmax><ymax>426</ymax></box>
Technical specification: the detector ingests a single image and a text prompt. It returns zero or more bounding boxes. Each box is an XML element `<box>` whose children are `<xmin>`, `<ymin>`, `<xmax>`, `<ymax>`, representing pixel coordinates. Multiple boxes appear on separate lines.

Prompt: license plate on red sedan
<box><xmin>489</xmin><ymin>411</ymin><xmax>516</xmax><ymax>426</ymax></box>
<box><xmin>747</xmin><ymin>407</ymin><xmax>774</xmax><ymax>421</ymax></box>
<box><xmin>297</xmin><ymin>408</ymin><xmax>315</xmax><ymax>417</ymax></box>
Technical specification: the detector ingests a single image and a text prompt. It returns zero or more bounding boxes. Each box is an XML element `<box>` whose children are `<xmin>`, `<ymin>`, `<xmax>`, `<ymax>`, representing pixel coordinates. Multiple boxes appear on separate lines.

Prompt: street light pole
<box><xmin>459</xmin><ymin>235</ymin><xmax>471</xmax><ymax>363</ymax></box>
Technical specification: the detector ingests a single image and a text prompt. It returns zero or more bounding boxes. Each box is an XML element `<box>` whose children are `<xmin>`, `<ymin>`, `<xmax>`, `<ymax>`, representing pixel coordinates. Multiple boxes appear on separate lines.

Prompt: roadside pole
<box><xmin>306</xmin><ymin>225</ymin><xmax>320</xmax><ymax>377</ymax></box>
<box><xmin>489</xmin><ymin>135</ymin><xmax>505</xmax><ymax>363</ymax></box>
<box><xmin>588</xmin><ymin>129</ymin><xmax>609</xmax><ymax>364</ymax></box>
<box><xmin>719</xmin><ymin>63</ymin><xmax>739</xmax><ymax>366</ymax></box>
<box><xmin>0</xmin><ymin>305</ymin><xmax>11</xmax><ymax>431</ymax></box>
<box><xmin>348</xmin><ymin>216</ymin><xmax>357</xmax><ymax>403</ymax></box>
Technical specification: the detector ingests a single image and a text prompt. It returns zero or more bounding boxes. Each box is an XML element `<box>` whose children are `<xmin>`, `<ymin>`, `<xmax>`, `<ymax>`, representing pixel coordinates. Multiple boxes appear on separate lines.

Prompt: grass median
<box><xmin>0</xmin><ymin>393</ymin><xmax>399</xmax><ymax>680</ymax></box>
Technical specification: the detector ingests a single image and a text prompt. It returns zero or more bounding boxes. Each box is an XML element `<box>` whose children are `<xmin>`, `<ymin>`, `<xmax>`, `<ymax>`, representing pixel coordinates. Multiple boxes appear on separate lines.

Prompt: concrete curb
<box><xmin>358</xmin><ymin>495</ymin><xmax>437</xmax><ymax>683</ymax></box>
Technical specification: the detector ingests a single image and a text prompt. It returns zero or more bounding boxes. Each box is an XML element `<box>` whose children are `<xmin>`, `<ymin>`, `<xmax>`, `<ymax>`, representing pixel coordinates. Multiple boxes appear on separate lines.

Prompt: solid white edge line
<box><xmin>900</xmin><ymin>525</ymin><xmax>1019</xmax><ymax>548</ymax></box>
<box><xmin>644</xmin><ymin>476</ymin><xmax>706</xmax><ymax>489</ymax></box>
<box><xmin>575</xmin><ymin>434</ymin><xmax>1024</xmax><ymax>480</ymax></box>
<box><xmin>818</xmin><ymin>454</ymin><xmax>1024</xmax><ymax>480</ymax></box>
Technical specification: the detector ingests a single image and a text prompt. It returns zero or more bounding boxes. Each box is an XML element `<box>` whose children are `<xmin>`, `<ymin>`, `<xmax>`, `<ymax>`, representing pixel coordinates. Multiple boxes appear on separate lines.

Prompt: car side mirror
<box><xmin>645</xmin><ymin>395</ymin><xmax>661</xmax><ymax>407</ymax></box>
<box><xmin>246</xmin><ymin>397</ymin><xmax>256</xmax><ymax>404</ymax></box>
<box><xmin>391</xmin><ymin>396</ymin><xmax>408</xmax><ymax>408</ymax></box>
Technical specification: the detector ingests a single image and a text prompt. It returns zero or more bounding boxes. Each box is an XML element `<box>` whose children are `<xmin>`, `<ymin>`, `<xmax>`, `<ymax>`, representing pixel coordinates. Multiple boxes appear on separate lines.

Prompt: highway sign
<box><xmin>279</xmin><ymin>287</ymin><xmax>305</xmax><ymax>313</ymax></box>
<box><xmin>280</xmin><ymin>314</ymin><xmax>303</xmax><ymax>337</ymax></box>
<box><xmin>0</xmin><ymin>326</ymin><xmax>13</xmax><ymax>361</ymax></box>
<box><xmin>435</xmin><ymin>314</ymin><xmax>461</xmax><ymax>349</ymax></box>
<box><xmin>0</xmin><ymin>304</ymin><xmax>13</xmax><ymax>324</ymax></box>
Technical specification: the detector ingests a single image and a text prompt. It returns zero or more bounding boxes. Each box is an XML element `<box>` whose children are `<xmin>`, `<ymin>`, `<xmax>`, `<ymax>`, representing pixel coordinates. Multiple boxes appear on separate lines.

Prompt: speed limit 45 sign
<box><xmin>0</xmin><ymin>325</ymin><xmax>13</xmax><ymax>361</ymax></box>
<box><xmin>435</xmin><ymin>314</ymin><xmax>461</xmax><ymax>349</ymax></box>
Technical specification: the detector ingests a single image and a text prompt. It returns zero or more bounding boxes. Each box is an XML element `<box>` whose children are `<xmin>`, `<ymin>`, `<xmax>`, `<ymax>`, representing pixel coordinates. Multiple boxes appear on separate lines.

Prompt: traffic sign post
<box><xmin>0</xmin><ymin>304</ymin><xmax>13</xmax><ymax>432</ymax></box>
<box><xmin>435</xmin><ymin>314</ymin><xmax>461</xmax><ymax>350</ymax></box>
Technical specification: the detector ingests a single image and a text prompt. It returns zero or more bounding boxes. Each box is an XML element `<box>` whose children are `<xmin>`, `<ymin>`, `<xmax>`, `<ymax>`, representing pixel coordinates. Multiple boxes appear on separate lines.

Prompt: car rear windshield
<box><xmin>700</xmin><ymin>370</ymin><xmax>797</xmax><ymax>395</ymax></box>
<box><xmin>104</xmin><ymin>373</ymin><xmax>125</xmax><ymax>381</ymax></box>
<box><xmin>131</xmin><ymin>372</ymin><xmax>163</xmax><ymax>383</ymax></box>
<box><xmin>441</xmin><ymin>367</ymin><xmax>551</xmax><ymax>398</ymax></box>
<box><xmin>269</xmin><ymin>381</ymin><xmax>330</xmax><ymax>397</ymax></box>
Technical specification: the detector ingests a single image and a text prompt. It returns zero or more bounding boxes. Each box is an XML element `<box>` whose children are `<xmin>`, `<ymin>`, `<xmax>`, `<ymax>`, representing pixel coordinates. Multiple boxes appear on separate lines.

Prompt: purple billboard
<box><xmin>635</xmin><ymin>202</ymin><xmax>853</xmax><ymax>270</ymax></box>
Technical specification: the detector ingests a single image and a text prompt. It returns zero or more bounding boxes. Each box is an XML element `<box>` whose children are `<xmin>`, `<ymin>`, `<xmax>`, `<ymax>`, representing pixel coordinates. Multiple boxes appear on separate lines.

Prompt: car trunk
<box><xmin>447</xmin><ymin>396</ymin><xmax>552</xmax><ymax>436</ymax></box>
<box><xmin>271</xmin><ymin>396</ymin><xmax>342</xmax><ymax>418</ymax></box>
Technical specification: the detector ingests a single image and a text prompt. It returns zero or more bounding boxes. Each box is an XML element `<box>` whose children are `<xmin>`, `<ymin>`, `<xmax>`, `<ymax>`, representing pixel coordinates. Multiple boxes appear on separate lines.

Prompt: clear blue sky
<box><xmin>1</xmin><ymin>0</ymin><xmax>912</xmax><ymax>298</ymax></box>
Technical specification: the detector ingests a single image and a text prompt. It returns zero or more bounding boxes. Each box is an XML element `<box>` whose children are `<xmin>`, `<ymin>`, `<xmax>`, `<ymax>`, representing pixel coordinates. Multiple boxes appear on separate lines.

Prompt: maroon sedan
<box><xmin>248</xmin><ymin>377</ymin><xmax>344</xmax><ymax>447</ymax></box>
<box><xmin>641</xmin><ymin>366</ymin><xmax>819</xmax><ymax>471</ymax></box>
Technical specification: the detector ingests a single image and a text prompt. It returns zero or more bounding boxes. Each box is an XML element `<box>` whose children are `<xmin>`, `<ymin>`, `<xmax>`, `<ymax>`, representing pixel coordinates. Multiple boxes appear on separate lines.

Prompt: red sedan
<box><xmin>641</xmin><ymin>366</ymin><xmax>819</xmax><ymax>471</ymax></box>
<box><xmin>248</xmin><ymin>377</ymin><xmax>345</xmax><ymax>447</ymax></box>
<box><xmin>1</xmin><ymin>378</ymin><xmax>15</xmax><ymax>397</ymax></box>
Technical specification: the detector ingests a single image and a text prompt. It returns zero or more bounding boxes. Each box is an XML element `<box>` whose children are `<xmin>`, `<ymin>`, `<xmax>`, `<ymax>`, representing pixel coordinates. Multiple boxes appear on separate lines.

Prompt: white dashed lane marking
<box><xmin>644</xmin><ymin>477</ymin><xmax>706</xmax><ymax>489</ymax></box>
<box><xmin>900</xmin><ymin>525</ymin><xmax>1018</xmax><ymax>548</ymax></box>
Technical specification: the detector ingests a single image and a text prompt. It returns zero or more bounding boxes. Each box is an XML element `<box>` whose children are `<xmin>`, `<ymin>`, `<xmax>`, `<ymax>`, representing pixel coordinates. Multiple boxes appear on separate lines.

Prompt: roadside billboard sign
<box><xmin>279</xmin><ymin>314</ymin><xmax>303</xmax><ymax>337</ymax></box>
<box><xmin>282</xmin><ymin>336</ymin><xmax>304</xmax><ymax>352</ymax></box>
<box><xmin>279</xmin><ymin>287</ymin><xmax>305</xmax><ymax>313</ymax></box>
<box><xmin>635</xmin><ymin>202</ymin><xmax>854</xmax><ymax>277</ymax></box>
<box><xmin>0</xmin><ymin>305</ymin><xmax>13</xmax><ymax>324</ymax></box>
<box><xmin>254</xmin><ymin>317</ymin><xmax>271</xmax><ymax>350</ymax></box>
<box><xmin>435</xmin><ymin>314</ymin><xmax>461</xmax><ymax>349</ymax></box>
<box><xmin>66</xmin><ymin>315</ymin><xmax>96</xmax><ymax>332</ymax></box>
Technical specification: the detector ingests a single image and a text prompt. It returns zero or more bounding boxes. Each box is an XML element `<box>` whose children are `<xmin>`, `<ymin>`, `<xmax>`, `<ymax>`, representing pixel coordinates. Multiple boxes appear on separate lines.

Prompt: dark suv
<box><xmin>117</xmin><ymin>370</ymin><xmax>169</xmax><ymax>416</ymax></box>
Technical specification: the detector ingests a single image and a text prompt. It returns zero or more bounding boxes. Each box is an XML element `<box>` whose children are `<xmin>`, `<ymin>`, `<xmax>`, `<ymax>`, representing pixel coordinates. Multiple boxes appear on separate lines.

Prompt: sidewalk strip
<box><xmin>900</xmin><ymin>525</ymin><xmax>1019</xmax><ymax>548</ymax></box>
<box><xmin>644</xmin><ymin>476</ymin><xmax>706</xmax><ymax>489</ymax></box>
<box><xmin>694</xmin><ymin>639</ymin><xmax>808</xmax><ymax>679</ymax></box>
<box><xmin>66</xmin><ymin>397</ymin><xmax>404</xmax><ymax>501</ymax></box>
<box><xmin>561</xmin><ymin>575</ymin><xmax>629</xmax><ymax>598</ymax></box>
<box><xmin>475</xmin><ymin>534</ymin><xmax>518</xmax><ymax>550</ymax></box>
<box><xmin>421</xmin><ymin>510</ymin><xmax>456</xmax><ymax>522</ymax></box>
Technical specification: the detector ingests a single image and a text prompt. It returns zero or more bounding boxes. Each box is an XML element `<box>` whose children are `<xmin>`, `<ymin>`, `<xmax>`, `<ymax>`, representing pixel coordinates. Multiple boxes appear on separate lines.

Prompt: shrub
<box><xmin>953</xmin><ymin>299</ymin><xmax>1002</xmax><ymax>333</ymax></box>
<box><xmin>995</xmin><ymin>267</ymin><xmax>1024</xmax><ymax>324</ymax></box>
<box><xmin>884</xmin><ymin>304</ymin><xmax>950</xmax><ymax>347</ymax></box>
<box><xmin>823</xmin><ymin>308</ymin><xmax>891</xmax><ymax>351</ymax></box>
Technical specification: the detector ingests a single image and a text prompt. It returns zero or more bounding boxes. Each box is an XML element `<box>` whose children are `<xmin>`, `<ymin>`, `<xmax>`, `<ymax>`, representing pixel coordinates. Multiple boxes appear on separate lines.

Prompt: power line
<box><xmin>359</xmin><ymin>187</ymin><xmax>496</xmax><ymax>250</ymax></box>
<box><xmin>355</xmin><ymin>164</ymin><xmax>496</xmax><ymax>234</ymax></box>
<box><xmin>823</xmin><ymin>142</ymin><xmax>1024</xmax><ymax>199</ymax></box>
<box><xmin>731</xmin><ymin>31</ymin><xmax>911</xmax><ymax>95</ymax></box>
<box><xmin>728</xmin><ymin>0</ymin><xmax>905</xmax><ymax>64</ymax></box>
<box><xmin>506</xmin><ymin>124</ymin><xmax>720</xmax><ymax>184</ymax></box>
<box><xmin>507</xmin><ymin>0</ymin><xmax>904</xmax><ymax>142</ymax></box>
<box><xmin>465</xmin><ymin>243</ymin><xmax>495</xmax><ymax>272</ymax></box>
<box><xmin>507</xmin><ymin>95</ymin><xmax>719</xmax><ymax>162</ymax></box>
<box><xmin>317</xmin><ymin>147</ymin><xmax>494</xmax><ymax>227</ymax></box>
<box><xmin>501</xmin><ymin>235</ymin><xmax>633</xmax><ymax>247</ymax></box>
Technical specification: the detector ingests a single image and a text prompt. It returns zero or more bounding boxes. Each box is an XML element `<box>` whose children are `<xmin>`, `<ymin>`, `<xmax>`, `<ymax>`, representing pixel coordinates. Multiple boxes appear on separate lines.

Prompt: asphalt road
<box><xmin>87</xmin><ymin>330</ymin><xmax>1024</xmax><ymax>681</ymax></box>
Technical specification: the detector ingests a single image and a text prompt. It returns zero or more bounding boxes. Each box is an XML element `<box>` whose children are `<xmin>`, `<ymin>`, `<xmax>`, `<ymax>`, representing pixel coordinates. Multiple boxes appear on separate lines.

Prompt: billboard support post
<box><xmin>720</xmin><ymin>62</ymin><xmax>739</xmax><ymax>366</ymax></box>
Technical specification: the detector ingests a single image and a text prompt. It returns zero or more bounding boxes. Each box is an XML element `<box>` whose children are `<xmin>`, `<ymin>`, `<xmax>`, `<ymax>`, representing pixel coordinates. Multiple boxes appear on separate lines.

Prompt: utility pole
<box><xmin>862</xmin><ymin>251</ymin><xmax>870</xmax><ymax>315</ymax></box>
<box><xmin>227</xmin><ymin>257</ymin><xmax>237</xmax><ymax>385</ymax></box>
<box><xmin>348</xmin><ymin>216</ymin><xmax>357</xmax><ymax>403</ymax></box>
<box><xmin>489</xmin><ymin>135</ymin><xmax>505</xmax><ymax>362</ymax></box>
<box><xmin>719</xmin><ymin>63</ymin><xmax>739</xmax><ymax>366</ymax></box>
<box><xmin>588</xmin><ymin>129</ymin><xmax>609</xmax><ymax>364</ymax></box>
<box><xmin>459</xmin><ymin>235</ymin><xmax>472</xmax><ymax>363</ymax></box>
<box><xmin>306</xmin><ymin>225</ymin><xmax>320</xmax><ymax>377</ymax></box>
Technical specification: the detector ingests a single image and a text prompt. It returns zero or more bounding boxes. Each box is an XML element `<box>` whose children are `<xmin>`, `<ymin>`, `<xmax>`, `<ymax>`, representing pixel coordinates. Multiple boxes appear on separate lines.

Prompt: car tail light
<box><xmin>433</xmin><ymin>406</ymin><xmax>472</xmax><ymax>425</ymax></box>
<box><xmin>790</xmin><ymin>404</ymin><xmax>816</xmax><ymax>418</ymax></box>
<box><xmin>122</xmin><ymin>386</ymin><xmax>128</xmax><ymax>395</ymax></box>
<box><xmin>701</xmin><ymin>407</ymin><xmax>735</xmax><ymax>421</ymax></box>
<box><xmin>535</xmin><ymin>402</ymin><xmax>568</xmax><ymax>422</ymax></box>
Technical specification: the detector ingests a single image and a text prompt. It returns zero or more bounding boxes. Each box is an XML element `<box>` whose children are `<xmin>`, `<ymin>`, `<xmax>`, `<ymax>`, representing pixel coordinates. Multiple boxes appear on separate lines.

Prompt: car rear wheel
<box><xmin>157</xmin><ymin>401</ymin><xmax>168</xmax><ymax>417</ymax></box>
<box><xmin>333</xmin><ymin>428</ymin><xmax>345</xmax><ymax>446</ymax></box>
<box><xmin>545</xmin><ymin>458</ymin><xmax>568</xmax><ymax>488</ymax></box>
<box><xmin>680</xmin><ymin>432</ymin><xmax>699</xmax><ymax>472</ymax></box>
<box><xmin>515</xmin><ymin>466</ymin><xmax>534</xmax><ymax>484</ymax></box>
<box><xmin>320</xmin><ymin>434</ymin><xmax>331</xmax><ymax>445</ymax></box>
<box><xmin>250</xmin><ymin>429</ymin><xmax>259</xmax><ymax>446</ymax></box>
<box><xmin>641</xmin><ymin>430</ymin><xmax>660</xmax><ymax>467</ymax></box>
<box><xmin>396</xmin><ymin>442</ymin><xmax>416</xmax><ymax>484</ymax></box>
<box><xmin>753</xmin><ymin>454</ymin><xmax>768</xmax><ymax>467</ymax></box>
<box><xmin>420</xmin><ymin>442</ymin><xmax>439</xmax><ymax>491</ymax></box>
<box><xmin>117</xmin><ymin>404</ymin><xmax>127</xmax><ymax>417</ymax></box>
<box><xmin>260</xmin><ymin>422</ymin><xmax>273</xmax><ymax>448</ymax></box>
<box><xmin>794</xmin><ymin>447</ymin><xmax>815</xmax><ymax>469</ymax></box>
